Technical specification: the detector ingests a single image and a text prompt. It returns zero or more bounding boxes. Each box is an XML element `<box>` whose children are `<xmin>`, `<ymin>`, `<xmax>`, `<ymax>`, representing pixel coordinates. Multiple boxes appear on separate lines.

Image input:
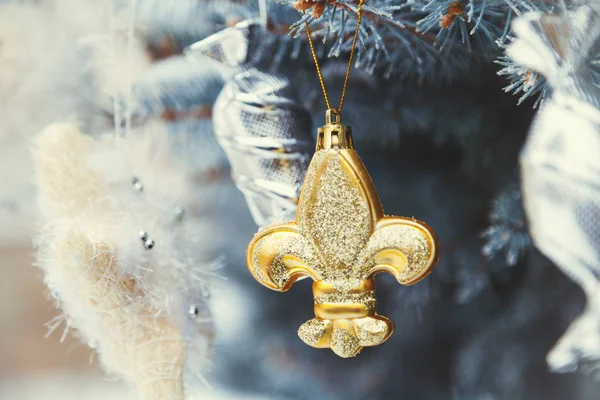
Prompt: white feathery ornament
<box><xmin>509</xmin><ymin>5</ymin><xmax>600</xmax><ymax>374</ymax></box>
<box><xmin>33</xmin><ymin>123</ymin><xmax>214</xmax><ymax>400</ymax></box>
<box><xmin>0</xmin><ymin>0</ymin><xmax>112</xmax><ymax>244</ymax></box>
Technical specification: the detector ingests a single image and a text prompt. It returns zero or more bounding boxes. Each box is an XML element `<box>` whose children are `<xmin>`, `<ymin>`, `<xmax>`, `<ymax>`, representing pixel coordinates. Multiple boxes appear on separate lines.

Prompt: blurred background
<box><xmin>2</xmin><ymin>0</ymin><xmax>600</xmax><ymax>399</ymax></box>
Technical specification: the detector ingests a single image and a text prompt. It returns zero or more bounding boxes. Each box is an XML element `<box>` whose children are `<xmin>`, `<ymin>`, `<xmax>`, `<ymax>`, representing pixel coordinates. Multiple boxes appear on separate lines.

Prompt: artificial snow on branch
<box><xmin>481</xmin><ymin>184</ymin><xmax>531</xmax><ymax>267</ymax></box>
<box><xmin>280</xmin><ymin>0</ymin><xmax>553</xmax><ymax>80</ymax></box>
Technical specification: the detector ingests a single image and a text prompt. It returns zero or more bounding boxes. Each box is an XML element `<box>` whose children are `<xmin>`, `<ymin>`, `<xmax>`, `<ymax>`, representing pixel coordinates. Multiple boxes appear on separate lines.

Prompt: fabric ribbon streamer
<box><xmin>187</xmin><ymin>22</ymin><xmax>314</xmax><ymax>227</ymax></box>
<box><xmin>509</xmin><ymin>4</ymin><xmax>600</xmax><ymax>373</ymax></box>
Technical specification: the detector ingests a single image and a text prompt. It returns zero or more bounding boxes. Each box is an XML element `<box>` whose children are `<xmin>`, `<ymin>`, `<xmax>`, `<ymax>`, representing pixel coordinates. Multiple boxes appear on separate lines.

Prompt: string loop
<box><xmin>304</xmin><ymin>0</ymin><xmax>365</xmax><ymax>118</ymax></box>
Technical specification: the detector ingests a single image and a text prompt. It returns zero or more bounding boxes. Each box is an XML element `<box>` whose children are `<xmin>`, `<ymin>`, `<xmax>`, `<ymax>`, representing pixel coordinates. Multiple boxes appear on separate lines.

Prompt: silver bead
<box><xmin>174</xmin><ymin>206</ymin><xmax>185</xmax><ymax>222</ymax></box>
<box><xmin>139</xmin><ymin>230</ymin><xmax>148</xmax><ymax>241</ymax></box>
<box><xmin>132</xmin><ymin>176</ymin><xmax>144</xmax><ymax>192</ymax></box>
<box><xmin>188</xmin><ymin>304</ymin><xmax>199</xmax><ymax>317</ymax></box>
<box><xmin>143</xmin><ymin>238</ymin><xmax>155</xmax><ymax>250</ymax></box>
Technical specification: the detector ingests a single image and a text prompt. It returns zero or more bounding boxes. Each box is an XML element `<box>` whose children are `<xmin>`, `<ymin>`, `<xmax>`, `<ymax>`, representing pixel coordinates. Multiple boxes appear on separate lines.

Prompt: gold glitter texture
<box><xmin>246</xmin><ymin>118</ymin><xmax>439</xmax><ymax>357</ymax></box>
<box><xmin>298</xmin><ymin>150</ymin><xmax>373</xmax><ymax>274</ymax></box>
<box><xmin>298</xmin><ymin>318</ymin><xmax>332</xmax><ymax>348</ymax></box>
<box><xmin>314</xmin><ymin>290</ymin><xmax>376</xmax><ymax>307</ymax></box>
<box><xmin>331</xmin><ymin>320</ymin><xmax>361</xmax><ymax>358</ymax></box>
<box><xmin>354</xmin><ymin>315</ymin><xmax>392</xmax><ymax>347</ymax></box>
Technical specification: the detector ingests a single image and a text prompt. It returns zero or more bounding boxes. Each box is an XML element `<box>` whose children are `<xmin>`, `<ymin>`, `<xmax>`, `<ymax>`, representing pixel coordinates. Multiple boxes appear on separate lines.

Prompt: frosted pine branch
<box><xmin>278</xmin><ymin>0</ymin><xmax>547</xmax><ymax>80</ymax></box>
<box><xmin>481</xmin><ymin>184</ymin><xmax>531</xmax><ymax>266</ymax></box>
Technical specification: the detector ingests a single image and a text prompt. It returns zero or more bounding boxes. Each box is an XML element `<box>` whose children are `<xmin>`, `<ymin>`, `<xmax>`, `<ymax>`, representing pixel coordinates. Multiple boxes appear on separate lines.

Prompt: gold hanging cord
<box><xmin>304</xmin><ymin>0</ymin><xmax>365</xmax><ymax>117</ymax></box>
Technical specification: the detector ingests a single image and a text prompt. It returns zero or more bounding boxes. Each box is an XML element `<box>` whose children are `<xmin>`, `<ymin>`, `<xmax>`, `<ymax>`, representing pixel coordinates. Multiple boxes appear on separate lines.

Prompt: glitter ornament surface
<box><xmin>246</xmin><ymin>111</ymin><xmax>440</xmax><ymax>357</ymax></box>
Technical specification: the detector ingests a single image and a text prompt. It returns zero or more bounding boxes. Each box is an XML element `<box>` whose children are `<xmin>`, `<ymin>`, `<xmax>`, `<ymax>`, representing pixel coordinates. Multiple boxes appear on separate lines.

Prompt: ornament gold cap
<box><xmin>317</xmin><ymin>109</ymin><xmax>354</xmax><ymax>150</ymax></box>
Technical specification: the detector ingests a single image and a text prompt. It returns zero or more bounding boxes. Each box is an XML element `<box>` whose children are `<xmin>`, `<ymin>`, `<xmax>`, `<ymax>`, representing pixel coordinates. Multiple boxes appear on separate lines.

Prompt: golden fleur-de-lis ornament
<box><xmin>246</xmin><ymin>110</ymin><xmax>440</xmax><ymax>358</ymax></box>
